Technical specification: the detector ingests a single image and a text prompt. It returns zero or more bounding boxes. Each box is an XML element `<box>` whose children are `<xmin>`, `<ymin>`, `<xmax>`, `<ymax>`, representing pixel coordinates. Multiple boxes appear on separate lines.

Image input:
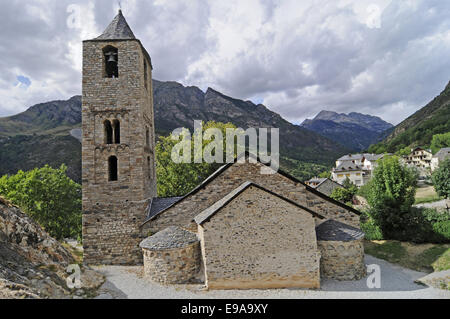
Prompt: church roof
<box><xmin>139</xmin><ymin>226</ymin><xmax>198</xmax><ymax>250</ymax></box>
<box><xmin>315</xmin><ymin>219</ymin><xmax>365</xmax><ymax>242</ymax></box>
<box><xmin>96</xmin><ymin>10</ymin><xmax>136</xmax><ymax>40</ymax></box>
<box><xmin>142</xmin><ymin>152</ymin><xmax>361</xmax><ymax>227</ymax></box>
<box><xmin>194</xmin><ymin>181</ymin><xmax>326</xmax><ymax>225</ymax></box>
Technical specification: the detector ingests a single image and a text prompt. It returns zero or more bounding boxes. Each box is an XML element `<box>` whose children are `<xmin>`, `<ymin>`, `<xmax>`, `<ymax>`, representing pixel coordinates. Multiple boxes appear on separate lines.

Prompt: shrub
<box><xmin>432</xmin><ymin>158</ymin><xmax>450</xmax><ymax>199</ymax></box>
<box><xmin>360</xmin><ymin>212</ymin><xmax>383</xmax><ymax>240</ymax></box>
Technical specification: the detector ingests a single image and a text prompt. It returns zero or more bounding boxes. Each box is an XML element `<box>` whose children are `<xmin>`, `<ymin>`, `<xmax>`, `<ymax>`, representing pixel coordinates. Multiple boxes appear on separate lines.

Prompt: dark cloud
<box><xmin>0</xmin><ymin>0</ymin><xmax>448</xmax><ymax>126</ymax></box>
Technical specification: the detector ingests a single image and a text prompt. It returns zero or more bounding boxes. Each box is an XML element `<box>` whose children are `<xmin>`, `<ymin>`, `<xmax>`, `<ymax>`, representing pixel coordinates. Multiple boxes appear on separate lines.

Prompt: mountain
<box><xmin>0</xmin><ymin>80</ymin><xmax>351</xmax><ymax>183</ymax></box>
<box><xmin>369</xmin><ymin>81</ymin><xmax>450</xmax><ymax>154</ymax></box>
<box><xmin>301</xmin><ymin>111</ymin><xmax>393</xmax><ymax>151</ymax></box>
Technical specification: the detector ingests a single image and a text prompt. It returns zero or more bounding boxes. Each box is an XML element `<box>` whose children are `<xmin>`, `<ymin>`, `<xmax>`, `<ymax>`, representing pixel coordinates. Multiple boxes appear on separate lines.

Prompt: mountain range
<box><xmin>301</xmin><ymin>111</ymin><xmax>394</xmax><ymax>151</ymax></box>
<box><xmin>0</xmin><ymin>80</ymin><xmax>352</xmax><ymax>183</ymax></box>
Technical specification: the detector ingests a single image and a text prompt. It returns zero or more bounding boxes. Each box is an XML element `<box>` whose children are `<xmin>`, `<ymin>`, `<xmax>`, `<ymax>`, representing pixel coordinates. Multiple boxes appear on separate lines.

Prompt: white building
<box><xmin>332</xmin><ymin>153</ymin><xmax>387</xmax><ymax>187</ymax></box>
<box><xmin>431</xmin><ymin>147</ymin><xmax>450</xmax><ymax>172</ymax></box>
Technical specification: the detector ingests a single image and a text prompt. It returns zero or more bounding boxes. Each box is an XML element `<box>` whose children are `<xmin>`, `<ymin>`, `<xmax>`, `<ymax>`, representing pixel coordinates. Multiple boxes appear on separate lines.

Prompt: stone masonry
<box><xmin>317</xmin><ymin>240</ymin><xmax>366</xmax><ymax>281</ymax></box>
<box><xmin>196</xmin><ymin>184</ymin><xmax>321</xmax><ymax>290</ymax></box>
<box><xmin>82</xmin><ymin>12</ymin><xmax>157</xmax><ymax>265</ymax></box>
<box><xmin>140</xmin><ymin>227</ymin><xmax>201</xmax><ymax>284</ymax></box>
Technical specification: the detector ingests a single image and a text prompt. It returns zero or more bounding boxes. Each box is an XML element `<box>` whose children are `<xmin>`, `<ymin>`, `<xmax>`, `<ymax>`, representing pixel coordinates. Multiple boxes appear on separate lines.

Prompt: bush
<box><xmin>360</xmin><ymin>212</ymin><xmax>383</xmax><ymax>240</ymax></box>
<box><xmin>389</xmin><ymin>208</ymin><xmax>450</xmax><ymax>244</ymax></box>
<box><xmin>432</xmin><ymin>158</ymin><xmax>450</xmax><ymax>199</ymax></box>
<box><xmin>0</xmin><ymin>165</ymin><xmax>81</xmax><ymax>241</ymax></box>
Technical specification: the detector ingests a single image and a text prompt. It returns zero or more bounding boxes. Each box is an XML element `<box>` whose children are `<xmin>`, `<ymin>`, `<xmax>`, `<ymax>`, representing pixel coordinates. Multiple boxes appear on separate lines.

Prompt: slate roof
<box><xmin>337</xmin><ymin>153</ymin><xmax>385</xmax><ymax>162</ymax></box>
<box><xmin>141</xmin><ymin>152</ymin><xmax>362</xmax><ymax>227</ymax></box>
<box><xmin>315</xmin><ymin>219</ymin><xmax>365</xmax><ymax>242</ymax></box>
<box><xmin>194</xmin><ymin>181</ymin><xmax>326</xmax><ymax>225</ymax></box>
<box><xmin>433</xmin><ymin>148</ymin><xmax>450</xmax><ymax>161</ymax></box>
<box><xmin>147</xmin><ymin>197</ymin><xmax>184</xmax><ymax>220</ymax></box>
<box><xmin>334</xmin><ymin>161</ymin><xmax>363</xmax><ymax>172</ymax></box>
<box><xmin>96</xmin><ymin>10</ymin><xmax>136</xmax><ymax>40</ymax></box>
<box><xmin>139</xmin><ymin>226</ymin><xmax>198</xmax><ymax>250</ymax></box>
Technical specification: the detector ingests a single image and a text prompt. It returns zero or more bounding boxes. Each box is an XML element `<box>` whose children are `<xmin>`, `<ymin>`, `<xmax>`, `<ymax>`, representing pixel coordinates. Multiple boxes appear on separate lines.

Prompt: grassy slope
<box><xmin>365</xmin><ymin>240</ymin><xmax>450</xmax><ymax>273</ymax></box>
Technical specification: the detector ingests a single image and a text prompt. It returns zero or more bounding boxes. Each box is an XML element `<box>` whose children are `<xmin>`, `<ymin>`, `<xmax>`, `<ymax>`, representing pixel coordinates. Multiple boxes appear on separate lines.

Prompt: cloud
<box><xmin>0</xmin><ymin>0</ymin><xmax>448</xmax><ymax>126</ymax></box>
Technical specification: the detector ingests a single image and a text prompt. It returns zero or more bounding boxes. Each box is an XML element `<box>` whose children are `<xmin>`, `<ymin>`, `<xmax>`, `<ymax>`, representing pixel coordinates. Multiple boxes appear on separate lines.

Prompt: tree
<box><xmin>366</xmin><ymin>155</ymin><xmax>417</xmax><ymax>239</ymax></box>
<box><xmin>330</xmin><ymin>177</ymin><xmax>357</xmax><ymax>205</ymax></box>
<box><xmin>0</xmin><ymin>165</ymin><xmax>81</xmax><ymax>241</ymax></box>
<box><xmin>156</xmin><ymin>121</ymin><xmax>238</xmax><ymax>197</ymax></box>
<box><xmin>318</xmin><ymin>171</ymin><xmax>331</xmax><ymax>179</ymax></box>
<box><xmin>431</xmin><ymin>132</ymin><xmax>450</xmax><ymax>154</ymax></box>
<box><xmin>432</xmin><ymin>158</ymin><xmax>450</xmax><ymax>199</ymax></box>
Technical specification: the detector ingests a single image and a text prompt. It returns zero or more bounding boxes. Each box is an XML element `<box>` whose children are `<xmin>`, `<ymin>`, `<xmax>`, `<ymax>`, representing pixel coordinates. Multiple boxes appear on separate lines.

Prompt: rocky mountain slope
<box><xmin>0</xmin><ymin>80</ymin><xmax>351</xmax><ymax>183</ymax></box>
<box><xmin>0</xmin><ymin>197</ymin><xmax>103</xmax><ymax>298</ymax></box>
<box><xmin>301</xmin><ymin>111</ymin><xmax>393</xmax><ymax>151</ymax></box>
<box><xmin>370</xmin><ymin>81</ymin><xmax>450</xmax><ymax>153</ymax></box>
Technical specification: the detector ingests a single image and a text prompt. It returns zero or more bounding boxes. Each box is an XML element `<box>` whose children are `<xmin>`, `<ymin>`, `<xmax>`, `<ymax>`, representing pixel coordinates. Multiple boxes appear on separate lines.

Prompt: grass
<box><xmin>365</xmin><ymin>240</ymin><xmax>450</xmax><ymax>273</ymax></box>
<box><xmin>415</xmin><ymin>185</ymin><xmax>442</xmax><ymax>204</ymax></box>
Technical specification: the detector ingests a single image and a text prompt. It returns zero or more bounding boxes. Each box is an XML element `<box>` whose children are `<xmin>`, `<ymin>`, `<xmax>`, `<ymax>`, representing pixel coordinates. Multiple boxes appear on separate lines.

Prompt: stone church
<box><xmin>82</xmin><ymin>11</ymin><xmax>366</xmax><ymax>290</ymax></box>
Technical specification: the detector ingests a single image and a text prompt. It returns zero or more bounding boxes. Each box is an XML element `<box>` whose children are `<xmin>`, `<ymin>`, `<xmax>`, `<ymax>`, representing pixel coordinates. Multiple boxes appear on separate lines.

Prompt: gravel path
<box><xmin>414</xmin><ymin>199</ymin><xmax>449</xmax><ymax>210</ymax></box>
<box><xmin>93</xmin><ymin>255</ymin><xmax>450</xmax><ymax>299</ymax></box>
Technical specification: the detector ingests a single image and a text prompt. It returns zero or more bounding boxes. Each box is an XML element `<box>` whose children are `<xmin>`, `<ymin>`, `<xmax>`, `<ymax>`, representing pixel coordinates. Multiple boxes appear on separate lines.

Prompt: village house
<box><xmin>431</xmin><ymin>147</ymin><xmax>450</xmax><ymax>172</ymax></box>
<box><xmin>305</xmin><ymin>177</ymin><xmax>344</xmax><ymax>196</ymax></box>
<box><xmin>331</xmin><ymin>153</ymin><xmax>386</xmax><ymax>187</ymax></box>
<box><xmin>403</xmin><ymin>147</ymin><xmax>433</xmax><ymax>170</ymax></box>
<box><xmin>82</xmin><ymin>11</ymin><xmax>366</xmax><ymax>290</ymax></box>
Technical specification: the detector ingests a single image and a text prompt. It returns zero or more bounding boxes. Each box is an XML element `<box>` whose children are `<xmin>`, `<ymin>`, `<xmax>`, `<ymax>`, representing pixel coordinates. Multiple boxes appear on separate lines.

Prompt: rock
<box><xmin>415</xmin><ymin>270</ymin><xmax>450</xmax><ymax>290</ymax></box>
<box><xmin>0</xmin><ymin>197</ymin><xmax>104</xmax><ymax>299</ymax></box>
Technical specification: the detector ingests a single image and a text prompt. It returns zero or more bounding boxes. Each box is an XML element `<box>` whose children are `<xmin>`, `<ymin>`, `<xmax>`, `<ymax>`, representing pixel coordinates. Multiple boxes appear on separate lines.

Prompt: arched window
<box><xmin>113</xmin><ymin>120</ymin><xmax>120</xmax><ymax>144</ymax></box>
<box><xmin>145</xmin><ymin>127</ymin><xmax>150</xmax><ymax>147</ymax></box>
<box><xmin>144</xmin><ymin>60</ymin><xmax>148</xmax><ymax>90</ymax></box>
<box><xmin>108</xmin><ymin>156</ymin><xmax>118</xmax><ymax>181</ymax></box>
<box><xmin>103</xmin><ymin>46</ymin><xmax>118</xmax><ymax>78</ymax></box>
<box><xmin>147</xmin><ymin>156</ymin><xmax>151</xmax><ymax>178</ymax></box>
<box><xmin>104</xmin><ymin>120</ymin><xmax>113</xmax><ymax>144</ymax></box>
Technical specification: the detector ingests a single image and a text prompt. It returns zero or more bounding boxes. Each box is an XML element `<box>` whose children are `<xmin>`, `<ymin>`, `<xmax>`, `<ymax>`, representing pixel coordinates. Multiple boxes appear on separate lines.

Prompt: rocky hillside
<box><xmin>369</xmin><ymin>81</ymin><xmax>450</xmax><ymax>153</ymax></box>
<box><xmin>301</xmin><ymin>111</ymin><xmax>393</xmax><ymax>151</ymax></box>
<box><xmin>0</xmin><ymin>81</ymin><xmax>351</xmax><ymax>183</ymax></box>
<box><xmin>0</xmin><ymin>197</ymin><xmax>103</xmax><ymax>299</ymax></box>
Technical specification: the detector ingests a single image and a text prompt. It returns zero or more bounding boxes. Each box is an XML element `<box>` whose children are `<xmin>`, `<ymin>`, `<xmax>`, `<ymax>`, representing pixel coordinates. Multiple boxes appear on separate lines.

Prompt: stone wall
<box><xmin>82</xmin><ymin>38</ymin><xmax>157</xmax><ymax>265</ymax></box>
<box><xmin>144</xmin><ymin>161</ymin><xmax>360</xmax><ymax>235</ymax></box>
<box><xmin>198</xmin><ymin>185</ymin><xmax>321</xmax><ymax>290</ymax></box>
<box><xmin>317</xmin><ymin>239</ymin><xmax>366</xmax><ymax>281</ymax></box>
<box><xmin>142</xmin><ymin>242</ymin><xmax>201</xmax><ymax>284</ymax></box>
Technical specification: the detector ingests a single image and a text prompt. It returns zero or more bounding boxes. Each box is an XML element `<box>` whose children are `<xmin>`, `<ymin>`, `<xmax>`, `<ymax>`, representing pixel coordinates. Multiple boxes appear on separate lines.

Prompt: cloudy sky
<box><xmin>0</xmin><ymin>0</ymin><xmax>449</xmax><ymax>125</ymax></box>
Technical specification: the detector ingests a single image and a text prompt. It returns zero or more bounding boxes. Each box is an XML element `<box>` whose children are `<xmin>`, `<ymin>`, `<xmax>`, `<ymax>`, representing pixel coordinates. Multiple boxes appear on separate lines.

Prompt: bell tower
<box><xmin>82</xmin><ymin>10</ymin><xmax>157</xmax><ymax>265</ymax></box>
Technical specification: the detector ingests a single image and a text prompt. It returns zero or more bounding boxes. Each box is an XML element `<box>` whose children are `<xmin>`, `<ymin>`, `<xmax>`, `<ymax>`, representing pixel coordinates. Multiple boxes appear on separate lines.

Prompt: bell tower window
<box><xmin>104</xmin><ymin>120</ymin><xmax>113</xmax><ymax>144</ymax></box>
<box><xmin>103</xmin><ymin>46</ymin><xmax>118</xmax><ymax>78</ymax></box>
<box><xmin>113</xmin><ymin>120</ymin><xmax>121</xmax><ymax>144</ymax></box>
<box><xmin>108</xmin><ymin>156</ymin><xmax>118</xmax><ymax>181</ymax></box>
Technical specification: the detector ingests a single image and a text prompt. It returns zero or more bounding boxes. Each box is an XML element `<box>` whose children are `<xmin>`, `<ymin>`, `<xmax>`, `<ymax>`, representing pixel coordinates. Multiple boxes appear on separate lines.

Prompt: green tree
<box><xmin>366</xmin><ymin>155</ymin><xmax>417</xmax><ymax>239</ymax></box>
<box><xmin>318</xmin><ymin>171</ymin><xmax>331</xmax><ymax>179</ymax></box>
<box><xmin>432</xmin><ymin>158</ymin><xmax>450</xmax><ymax>199</ymax></box>
<box><xmin>330</xmin><ymin>177</ymin><xmax>357</xmax><ymax>205</ymax></box>
<box><xmin>156</xmin><ymin>121</ymin><xmax>239</xmax><ymax>197</ymax></box>
<box><xmin>0</xmin><ymin>165</ymin><xmax>81</xmax><ymax>241</ymax></box>
<box><xmin>431</xmin><ymin>132</ymin><xmax>450</xmax><ymax>154</ymax></box>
